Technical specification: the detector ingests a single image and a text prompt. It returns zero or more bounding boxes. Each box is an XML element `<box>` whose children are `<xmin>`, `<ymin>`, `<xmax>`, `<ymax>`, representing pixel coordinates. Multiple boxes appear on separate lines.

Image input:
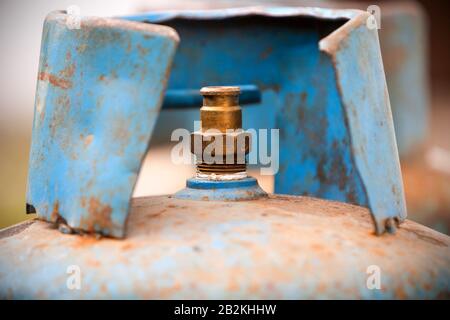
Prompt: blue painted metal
<box><xmin>26</xmin><ymin>11</ymin><xmax>179</xmax><ymax>238</ymax></box>
<box><xmin>175</xmin><ymin>177</ymin><xmax>267</xmax><ymax>201</ymax></box>
<box><xmin>162</xmin><ymin>84</ymin><xmax>261</xmax><ymax>109</ymax></box>
<box><xmin>123</xmin><ymin>7</ymin><xmax>406</xmax><ymax>234</ymax></box>
<box><xmin>321</xmin><ymin>15</ymin><xmax>408</xmax><ymax>233</ymax></box>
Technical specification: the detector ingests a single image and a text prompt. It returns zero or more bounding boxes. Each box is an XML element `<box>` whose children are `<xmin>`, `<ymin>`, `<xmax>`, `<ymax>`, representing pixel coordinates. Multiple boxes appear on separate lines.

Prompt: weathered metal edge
<box><xmin>320</xmin><ymin>11</ymin><xmax>407</xmax><ymax>234</ymax></box>
<box><xmin>26</xmin><ymin>11</ymin><xmax>180</xmax><ymax>238</ymax></box>
<box><xmin>122</xmin><ymin>7</ymin><xmax>407</xmax><ymax>235</ymax></box>
<box><xmin>121</xmin><ymin>5</ymin><xmax>360</xmax><ymax>23</ymax></box>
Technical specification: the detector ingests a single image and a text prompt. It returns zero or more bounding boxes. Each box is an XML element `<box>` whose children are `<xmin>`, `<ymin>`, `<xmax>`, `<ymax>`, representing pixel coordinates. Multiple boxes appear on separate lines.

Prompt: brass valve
<box><xmin>190</xmin><ymin>86</ymin><xmax>251</xmax><ymax>177</ymax></box>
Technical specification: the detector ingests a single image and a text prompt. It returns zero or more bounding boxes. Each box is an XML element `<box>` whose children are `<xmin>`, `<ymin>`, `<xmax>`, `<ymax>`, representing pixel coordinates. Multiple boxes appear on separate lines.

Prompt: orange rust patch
<box><xmin>316</xmin><ymin>282</ymin><xmax>327</xmax><ymax>293</ymax></box>
<box><xmin>80</xmin><ymin>197</ymin><xmax>114</xmax><ymax>232</ymax></box>
<box><xmin>111</xmin><ymin>119</ymin><xmax>131</xmax><ymax>155</ymax></box>
<box><xmin>158</xmin><ymin>282</ymin><xmax>182</xmax><ymax>299</ymax></box>
<box><xmin>395</xmin><ymin>286</ymin><xmax>407</xmax><ymax>299</ymax></box>
<box><xmin>121</xmin><ymin>243</ymin><xmax>135</xmax><ymax>251</ymax></box>
<box><xmin>38</xmin><ymin>72</ymin><xmax>72</xmax><ymax>89</ymax></box>
<box><xmin>59</xmin><ymin>63</ymin><xmax>75</xmax><ymax>78</ymax></box>
<box><xmin>86</xmin><ymin>258</ymin><xmax>101</xmax><ymax>267</ymax></box>
<box><xmin>50</xmin><ymin>201</ymin><xmax>60</xmax><ymax>222</ymax></box>
<box><xmin>310</xmin><ymin>243</ymin><xmax>325</xmax><ymax>252</ymax></box>
<box><xmin>83</xmin><ymin>134</ymin><xmax>94</xmax><ymax>147</ymax></box>
<box><xmin>371</xmin><ymin>247</ymin><xmax>386</xmax><ymax>257</ymax></box>
<box><xmin>71</xmin><ymin>234</ymin><xmax>101</xmax><ymax>248</ymax></box>
<box><xmin>77</xmin><ymin>44</ymin><xmax>87</xmax><ymax>53</ymax></box>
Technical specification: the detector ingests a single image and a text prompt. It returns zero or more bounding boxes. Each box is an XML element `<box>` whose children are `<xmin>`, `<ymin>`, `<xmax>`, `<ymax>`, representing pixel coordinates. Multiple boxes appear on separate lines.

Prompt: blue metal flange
<box><xmin>175</xmin><ymin>177</ymin><xmax>267</xmax><ymax>201</ymax></box>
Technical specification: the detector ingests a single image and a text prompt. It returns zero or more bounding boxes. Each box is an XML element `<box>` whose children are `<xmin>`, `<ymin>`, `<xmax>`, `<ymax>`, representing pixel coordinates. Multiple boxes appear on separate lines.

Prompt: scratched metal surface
<box><xmin>0</xmin><ymin>195</ymin><xmax>448</xmax><ymax>299</ymax></box>
<box><xmin>321</xmin><ymin>13</ymin><xmax>408</xmax><ymax>233</ymax></box>
<box><xmin>124</xmin><ymin>7</ymin><xmax>405</xmax><ymax>234</ymax></box>
<box><xmin>26</xmin><ymin>11</ymin><xmax>179</xmax><ymax>238</ymax></box>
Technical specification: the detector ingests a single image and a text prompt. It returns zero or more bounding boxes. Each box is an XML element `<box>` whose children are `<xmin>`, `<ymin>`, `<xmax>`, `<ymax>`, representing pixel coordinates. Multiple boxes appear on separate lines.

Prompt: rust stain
<box><xmin>281</xmin><ymin>55</ymin><xmax>365</xmax><ymax>208</ymax></box>
<box><xmin>371</xmin><ymin>247</ymin><xmax>386</xmax><ymax>257</ymax></box>
<box><xmin>258</xmin><ymin>83</ymin><xmax>280</xmax><ymax>93</ymax></box>
<box><xmin>121</xmin><ymin>243</ymin><xmax>135</xmax><ymax>251</ymax></box>
<box><xmin>112</xmin><ymin>121</ymin><xmax>131</xmax><ymax>141</ymax></box>
<box><xmin>300</xmin><ymin>92</ymin><xmax>307</xmax><ymax>103</ymax></box>
<box><xmin>83</xmin><ymin>134</ymin><xmax>94</xmax><ymax>147</ymax></box>
<box><xmin>137</xmin><ymin>44</ymin><xmax>150</xmax><ymax>56</ymax></box>
<box><xmin>310</xmin><ymin>243</ymin><xmax>325</xmax><ymax>251</ymax></box>
<box><xmin>346</xmin><ymin>191</ymin><xmax>357</xmax><ymax>205</ymax></box>
<box><xmin>38</xmin><ymin>72</ymin><xmax>72</xmax><ymax>89</ymax></box>
<box><xmin>71</xmin><ymin>234</ymin><xmax>101</xmax><ymax>248</ymax></box>
<box><xmin>86</xmin><ymin>258</ymin><xmax>101</xmax><ymax>267</ymax></box>
<box><xmin>259</xmin><ymin>46</ymin><xmax>273</xmax><ymax>60</ymax></box>
<box><xmin>77</xmin><ymin>43</ymin><xmax>87</xmax><ymax>53</ymax></box>
<box><xmin>316</xmin><ymin>282</ymin><xmax>327</xmax><ymax>293</ymax></box>
<box><xmin>59</xmin><ymin>63</ymin><xmax>75</xmax><ymax>78</ymax></box>
<box><xmin>147</xmin><ymin>209</ymin><xmax>166</xmax><ymax>218</ymax></box>
<box><xmin>80</xmin><ymin>197</ymin><xmax>114</xmax><ymax>232</ymax></box>
<box><xmin>50</xmin><ymin>201</ymin><xmax>60</xmax><ymax>222</ymax></box>
<box><xmin>47</xmin><ymin>94</ymin><xmax>70</xmax><ymax>142</ymax></box>
<box><xmin>158</xmin><ymin>282</ymin><xmax>182</xmax><ymax>298</ymax></box>
<box><xmin>395</xmin><ymin>286</ymin><xmax>407</xmax><ymax>299</ymax></box>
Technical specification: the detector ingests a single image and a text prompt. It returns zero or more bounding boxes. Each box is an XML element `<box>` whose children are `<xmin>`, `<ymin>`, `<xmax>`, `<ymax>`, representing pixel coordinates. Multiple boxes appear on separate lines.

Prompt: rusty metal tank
<box><xmin>1</xmin><ymin>194</ymin><xmax>449</xmax><ymax>299</ymax></box>
<box><xmin>0</xmin><ymin>7</ymin><xmax>449</xmax><ymax>300</ymax></box>
<box><xmin>1</xmin><ymin>85</ymin><xmax>449</xmax><ymax>299</ymax></box>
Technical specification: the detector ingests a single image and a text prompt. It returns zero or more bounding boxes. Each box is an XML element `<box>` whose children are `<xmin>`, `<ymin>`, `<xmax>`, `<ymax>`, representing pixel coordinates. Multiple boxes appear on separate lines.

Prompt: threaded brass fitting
<box><xmin>190</xmin><ymin>86</ymin><xmax>251</xmax><ymax>177</ymax></box>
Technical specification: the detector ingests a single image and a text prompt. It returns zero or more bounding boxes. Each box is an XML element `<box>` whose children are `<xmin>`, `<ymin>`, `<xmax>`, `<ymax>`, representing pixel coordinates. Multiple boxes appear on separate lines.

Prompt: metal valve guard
<box><xmin>26</xmin><ymin>7</ymin><xmax>406</xmax><ymax>238</ymax></box>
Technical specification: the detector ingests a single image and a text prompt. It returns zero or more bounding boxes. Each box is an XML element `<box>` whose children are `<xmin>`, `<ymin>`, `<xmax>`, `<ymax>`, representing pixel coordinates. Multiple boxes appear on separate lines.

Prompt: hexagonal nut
<box><xmin>190</xmin><ymin>130</ymin><xmax>251</xmax><ymax>158</ymax></box>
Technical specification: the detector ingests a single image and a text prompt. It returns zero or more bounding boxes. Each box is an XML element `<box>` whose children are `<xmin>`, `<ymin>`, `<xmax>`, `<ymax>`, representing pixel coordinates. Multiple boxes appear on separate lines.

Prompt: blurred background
<box><xmin>0</xmin><ymin>0</ymin><xmax>449</xmax><ymax>231</ymax></box>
